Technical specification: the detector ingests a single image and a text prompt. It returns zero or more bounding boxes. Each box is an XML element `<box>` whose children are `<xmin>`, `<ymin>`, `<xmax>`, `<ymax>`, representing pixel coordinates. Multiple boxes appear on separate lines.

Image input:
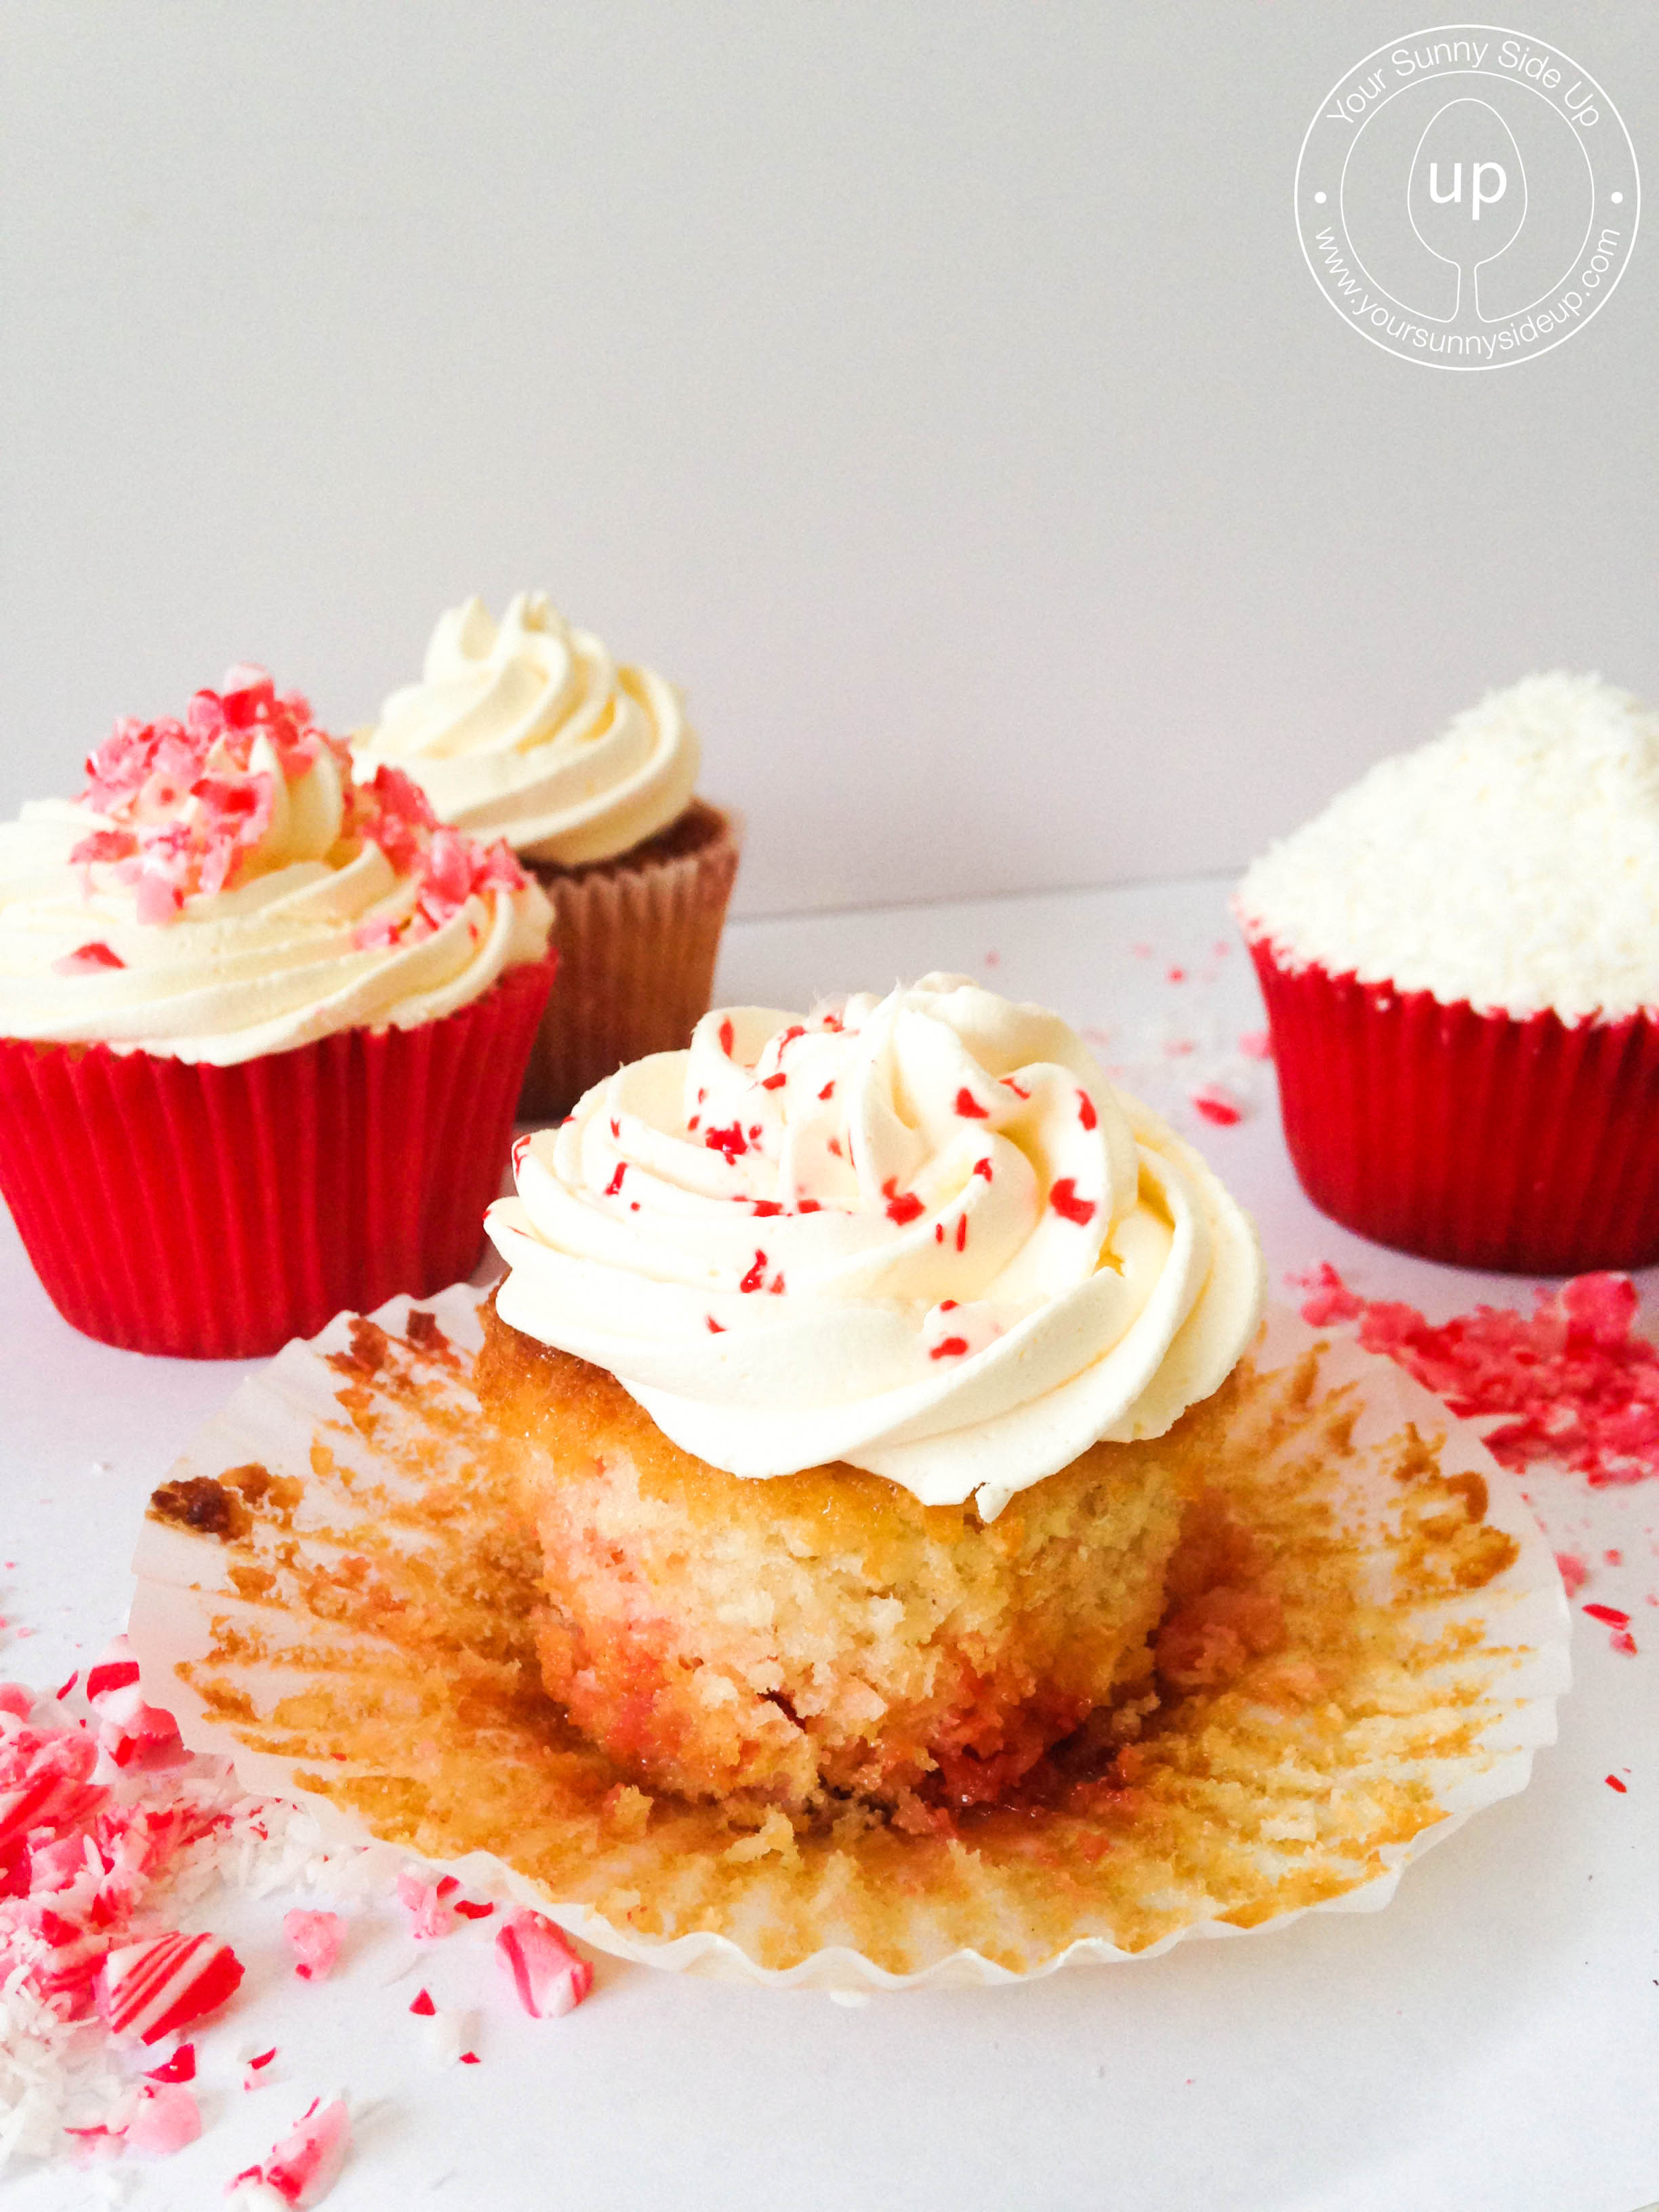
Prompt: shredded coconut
<box><xmin>1291</xmin><ymin>1265</ymin><xmax>1659</xmax><ymax>1486</ymax></box>
<box><xmin>1237</xmin><ymin>672</ymin><xmax>1659</xmax><ymax>1021</ymax></box>
<box><xmin>0</xmin><ymin>1678</ymin><xmax>403</xmax><ymax>2176</ymax></box>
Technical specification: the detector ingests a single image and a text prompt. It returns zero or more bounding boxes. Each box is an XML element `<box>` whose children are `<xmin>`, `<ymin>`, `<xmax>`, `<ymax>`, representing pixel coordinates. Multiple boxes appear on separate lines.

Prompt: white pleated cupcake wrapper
<box><xmin>128</xmin><ymin>1290</ymin><xmax>1570</xmax><ymax>1992</ymax></box>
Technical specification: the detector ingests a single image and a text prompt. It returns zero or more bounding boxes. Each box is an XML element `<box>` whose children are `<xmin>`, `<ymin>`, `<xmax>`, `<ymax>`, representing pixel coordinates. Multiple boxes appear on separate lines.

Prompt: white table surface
<box><xmin>3</xmin><ymin>874</ymin><xmax>1656</xmax><ymax>2212</ymax></box>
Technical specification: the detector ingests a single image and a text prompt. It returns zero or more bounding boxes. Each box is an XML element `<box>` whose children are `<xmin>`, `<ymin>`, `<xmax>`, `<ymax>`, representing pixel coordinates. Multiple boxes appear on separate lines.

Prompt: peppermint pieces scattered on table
<box><xmin>1290</xmin><ymin>1266</ymin><xmax>1659</xmax><ymax>1486</ymax></box>
<box><xmin>496</xmin><ymin>1909</ymin><xmax>595</xmax><ymax>2019</ymax></box>
<box><xmin>227</xmin><ymin>2095</ymin><xmax>350</xmax><ymax>2208</ymax></box>
<box><xmin>96</xmin><ymin>1930</ymin><xmax>244</xmax><ymax>2043</ymax></box>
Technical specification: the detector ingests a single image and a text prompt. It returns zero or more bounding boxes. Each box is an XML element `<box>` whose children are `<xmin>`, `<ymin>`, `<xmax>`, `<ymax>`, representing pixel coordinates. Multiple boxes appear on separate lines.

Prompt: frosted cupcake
<box><xmin>355</xmin><ymin>594</ymin><xmax>741</xmax><ymax>1118</ymax></box>
<box><xmin>1237</xmin><ymin>672</ymin><xmax>1659</xmax><ymax>1271</ymax></box>
<box><xmin>477</xmin><ymin>975</ymin><xmax>1263</xmax><ymax>1821</ymax></box>
<box><xmin>0</xmin><ymin>665</ymin><xmax>554</xmax><ymax>1356</ymax></box>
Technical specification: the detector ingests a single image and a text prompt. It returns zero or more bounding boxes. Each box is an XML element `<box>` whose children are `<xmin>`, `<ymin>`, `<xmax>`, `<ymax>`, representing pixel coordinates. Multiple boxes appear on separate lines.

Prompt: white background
<box><xmin>2</xmin><ymin>1</ymin><xmax>1655</xmax><ymax>916</ymax></box>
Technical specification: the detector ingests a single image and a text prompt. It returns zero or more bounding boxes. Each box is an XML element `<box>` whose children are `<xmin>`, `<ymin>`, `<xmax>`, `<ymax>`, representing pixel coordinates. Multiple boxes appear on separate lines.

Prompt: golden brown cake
<box><xmin>476</xmin><ymin>1292</ymin><xmax>1235</xmax><ymax>1820</ymax></box>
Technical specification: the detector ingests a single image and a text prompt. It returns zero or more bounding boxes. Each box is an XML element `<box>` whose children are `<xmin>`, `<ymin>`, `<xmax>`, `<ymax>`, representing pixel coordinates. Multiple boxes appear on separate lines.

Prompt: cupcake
<box><xmin>354</xmin><ymin>593</ymin><xmax>741</xmax><ymax>1119</ymax></box>
<box><xmin>1237</xmin><ymin>672</ymin><xmax>1659</xmax><ymax>1272</ymax></box>
<box><xmin>0</xmin><ymin>665</ymin><xmax>555</xmax><ymax>1357</ymax></box>
<box><xmin>478</xmin><ymin>975</ymin><xmax>1264</xmax><ymax>1822</ymax></box>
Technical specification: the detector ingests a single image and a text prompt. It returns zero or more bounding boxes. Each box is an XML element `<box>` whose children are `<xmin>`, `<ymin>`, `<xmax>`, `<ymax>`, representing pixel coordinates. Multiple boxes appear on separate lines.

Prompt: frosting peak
<box><xmin>487</xmin><ymin>976</ymin><xmax>1264</xmax><ymax>1517</ymax></box>
<box><xmin>356</xmin><ymin>592</ymin><xmax>700</xmax><ymax>865</ymax></box>
<box><xmin>0</xmin><ymin>668</ymin><xmax>553</xmax><ymax>1065</ymax></box>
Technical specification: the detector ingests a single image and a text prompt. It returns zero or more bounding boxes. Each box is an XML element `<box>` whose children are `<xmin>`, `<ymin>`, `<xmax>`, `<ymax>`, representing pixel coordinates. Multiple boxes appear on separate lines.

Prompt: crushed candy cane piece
<box><xmin>52</xmin><ymin>941</ymin><xmax>127</xmax><ymax>976</ymax></box>
<box><xmin>1555</xmin><ymin>1553</ymin><xmax>1589</xmax><ymax>1597</ymax></box>
<box><xmin>495</xmin><ymin>1908</ymin><xmax>594</xmax><ymax>2019</ymax></box>
<box><xmin>97</xmin><ymin>1929</ymin><xmax>244</xmax><ymax>2043</ymax></box>
<box><xmin>452</xmin><ymin>1898</ymin><xmax>494</xmax><ymax>1920</ymax></box>
<box><xmin>1189</xmin><ymin>1083</ymin><xmax>1242</xmax><ymax>1126</ymax></box>
<box><xmin>395</xmin><ymin>1868</ymin><xmax>457</xmax><ymax>1940</ymax></box>
<box><xmin>227</xmin><ymin>2095</ymin><xmax>350</xmax><ymax>2207</ymax></box>
<box><xmin>123</xmin><ymin>2078</ymin><xmax>203</xmax><ymax>2157</ymax></box>
<box><xmin>409</xmin><ymin>1988</ymin><xmax>436</xmax><ymax>2016</ymax></box>
<box><xmin>84</xmin><ymin>1639</ymin><xmax>142</xmax><ymax>1704</ymax></box>
<box><xmin>415</xmin><ymin>2005</ymin><xmax>474</xmax><ymax>2068</ymax></box>
<box><xmin>1292</xmin><ymin>1266</ymin><xmax>1659</xmax><ymax>1486</ymax></box>
<box><xmin>283</xmin><ymin>1909</ymin><xmax>344</xmax><ymax>1982</ymax></box>
<box><xmin>146</xmin><ymin>2042</ymin><xmax>196</xmax><ymax>2083</ymax></box>
<box><xmin>1292</xmin><ymin>1263</ymin><xmax>1364</xmax><ymax>1329</ymax></box>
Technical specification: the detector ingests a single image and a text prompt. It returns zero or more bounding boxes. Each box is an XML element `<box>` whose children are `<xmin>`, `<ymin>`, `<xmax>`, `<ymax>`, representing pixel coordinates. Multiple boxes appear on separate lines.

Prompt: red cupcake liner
<box><xmin>0</xmin><ymin>955</ymin><xmax>556</xmax><ymax>1358</ymax></box>
<box><xmin>1246</xmin><ymin>934</ymin><xmax>1659</xmax><ymax>1274</ymax></box>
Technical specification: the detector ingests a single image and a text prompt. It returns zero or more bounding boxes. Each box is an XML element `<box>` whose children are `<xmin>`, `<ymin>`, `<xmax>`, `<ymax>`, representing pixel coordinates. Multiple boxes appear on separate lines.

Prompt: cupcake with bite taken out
<box><xmin>1238</xmin><ymin>672</ymin><xmax>1659</xmax><ymax>1272</ymax></box>
<box><xmin>476</xmin><ymin>975</ymin><xmax>1264</xmax><ymax>1823</ymax></box>
<box><xmin>0</xmin><ymin>665</ymin><xmax>555</xmax><ymax>1357</ymax></box>
<box><xmin>354</xmin><ymin>593</ymin><xmax>741</xmax><ymax>1119</ymax></box>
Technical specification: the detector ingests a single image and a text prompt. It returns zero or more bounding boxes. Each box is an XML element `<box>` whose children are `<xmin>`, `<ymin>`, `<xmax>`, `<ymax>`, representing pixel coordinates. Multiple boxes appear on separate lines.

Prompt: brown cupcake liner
<box><xmin>518</xmin><ymin>800</ymin><xmax>741</xmax><ymax>1120</ymax></box>
<box><xmin>127</xmin><ymin>1288</ymin><xmax>1568</xmax><ymax>1988</ymax></box>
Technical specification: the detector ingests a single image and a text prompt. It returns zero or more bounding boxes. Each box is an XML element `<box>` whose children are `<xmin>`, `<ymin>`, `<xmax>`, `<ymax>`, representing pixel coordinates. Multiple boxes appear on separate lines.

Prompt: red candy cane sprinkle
<box><xmin>1190</xmin><ymin>1084</ymin><xmax>1243</xmax><ymax>1126</ymax></box>
<box><xmin>1584</xmin><ymin>1603</ymin><xmax>1631</xmax><ymax>1628</ymax></box>
<box><xmin>230</xmin><ymin>2095</ymin><xmax>351</xmax><ymax>2208</ymax></box>
<box><xmin>955</xmin><ymin>1215</ymin><xmax>968</xmax><ymax>1252</ymax></box>
<box><xmin>96</xmin><ymin>1930</ymin><xmax>244</xmax><ymax>2043</ymax></box>
<box><xmin>1077</xmin><ymin>1090</ymin><xmax>1098</xmax><ymax>1130</ymax></box>
<box><xmin>930</xmin><ymin>1338</ymin><xmax>970</xmax><ymax>1360</ymax></box>
<box><xmin>283</xmin><ymin>1909</ymin><xmax>344</xmax><ymax>1982</ymax></box>
<box><xmin>973</xmin><ymin>1157</ymin><xmax>994</xmax><ymax>1181</ymax></box>
<box><xmin>954</xmin><ymin>1088</ymin><xmax>989</xmax><ymax>1119</ymax></box>
<box><xmin>818</xmin><ymin>1080</ymin><xmax>836</xmax><ymax>1101</ymax></box>
<box><xmin>760</xmin><ymin>1071</ymin><xmax>787</xmax><ymax>1090</ymax></box>
<box><xmin>1606</xmin><ymin>1775</ymin><xmax>1629</xmax><ymax>1793</ymax></box>
<box><xmin>739</xmin><ymin>1252</ymin><xmax>768</xmax><ymax>1293</ymax></box>
<box><xmin>605</xmin><ymin>1164</ymin><xmax>627</xmax><ymax>1197</ymax></box>
<box><xmin>53</xmin><ymin>941</ymin><xmax>126</xmax><ymax>975</ymax></box>
<box><xmin>718</xmin><ymin>1018</ymin><xmax>735</xmax><ymax>1056</ymax></box>
<box><xmin>146</xmin><ymin>2043</ymin><xmax>197</xmax><ymax>2084</ymax></box>
<box><xmin>882</xmin><ymin>1178</ymin><xmax>925</xmax><ymax>1227</ymax></box>
<box><xmin>495</xmin><ymin>1909</ymin><xmax>593</xmax><ymax>2020</ymax></box>
<box><xmin>409</xmin><ymin>1988</ymin><xmax>436</xmax><ymax>2015</ymax></box>
<box><xmin>706</xmin><ymin>1316</ymin><xmax>726</xmax><ymax>1332</ymax></box>
<box><xmin>1001</xmin><ymin>1077</ymin><xmax>1030</xmax><ymax>1100</ymax></box>
<box><xmin>1048</xmin><ymin>1179</ymin><xmax>1097</xmax><ymax>1225</ymax></box>
<box><xmin>704</xmin><ymin>1123</ymin><xmax>747</xmax><ymax>1162</ymax></box>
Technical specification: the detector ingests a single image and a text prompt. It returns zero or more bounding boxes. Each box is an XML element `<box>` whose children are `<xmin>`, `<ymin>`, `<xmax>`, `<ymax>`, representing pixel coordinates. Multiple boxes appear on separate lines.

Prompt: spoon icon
<box><xmin>1407</xmin><ymin>98</ymin><xmax>1528</xmax><ymax>320</ymax></box>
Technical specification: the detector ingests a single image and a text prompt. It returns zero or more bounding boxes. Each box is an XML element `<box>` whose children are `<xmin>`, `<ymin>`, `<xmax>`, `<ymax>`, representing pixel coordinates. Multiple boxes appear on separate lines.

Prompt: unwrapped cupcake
<box><xmin>1237</xmin><ymin>672</ymin><xmax>1659</xmax><ymax>1271</ymax></box>
<box><xmin>478</xmin><ymin>975</ymin><xmax>1265</xmax><ymax>1822</ymax></box>
<box><xmin>0</xmin><ymin>665</ymin><xmax>555</xmax><ymax>1356</ymax></box>
<box><xmin>354</xmin><ymin>593</ymin><xmax>741</xmax><ymax>1118</ymax></box>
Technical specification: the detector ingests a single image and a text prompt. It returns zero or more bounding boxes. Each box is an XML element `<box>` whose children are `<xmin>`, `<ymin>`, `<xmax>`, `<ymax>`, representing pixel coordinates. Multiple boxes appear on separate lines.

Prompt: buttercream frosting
<box><xmin>355</xmin><ymin>592</ymin><xmax>699</xmax><ymax>865</ymax></box>
<box><xmin>0</xmin><ymin>666</ymin><xmax>553</xmax><ymax>1066</ymax></box>
<box><xmin>487</xmin><ymin>975</ymin><xmax>1264</xmax><ymax>1519</ymax></box>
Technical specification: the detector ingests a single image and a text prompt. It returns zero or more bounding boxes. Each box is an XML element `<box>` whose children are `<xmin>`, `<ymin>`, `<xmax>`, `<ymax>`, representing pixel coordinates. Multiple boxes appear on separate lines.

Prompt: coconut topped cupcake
<box><xmin>355</xmin><ymin>592</ymin><xmax>699</xmax><ymax>866</ymax></box>
<box><xmin>488</xmin><ymin>974</ymin><xmax>1263</xmax><ymax>1522</ymax></box>
<box><xmin>1238</xmin><ymin>671</ymin><xmax>1659</xmax><ymax>1023</ymax></box>
<box><xmin>0</xmin><ymin>665</ymin><xmax>552</xmax><ymax>1064</ymax></box>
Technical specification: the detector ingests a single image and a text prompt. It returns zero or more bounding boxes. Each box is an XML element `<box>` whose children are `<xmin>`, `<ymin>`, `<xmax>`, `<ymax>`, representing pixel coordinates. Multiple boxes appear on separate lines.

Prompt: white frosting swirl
<box><xmin>488</xmin><ymin>976</ymin><xmax>1264</xmax><ymax>1519</ymax></box>
<box><xmin>356</xmin><ymin>593</ymin><xmax>701</xmax><ymax>865</ymax></box>
<box><xmin>0</xmin><ymin>672</ymin><xmax>553</xmax><ymax>1067</ymax></box>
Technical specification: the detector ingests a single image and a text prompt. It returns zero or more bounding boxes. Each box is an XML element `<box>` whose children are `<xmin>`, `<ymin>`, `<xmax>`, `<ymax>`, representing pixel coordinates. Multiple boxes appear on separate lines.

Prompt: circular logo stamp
<box><xmin>1296</xmin><ymin>24</ymin><xmax>1639</xmax><ymax>367</ymax></box>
